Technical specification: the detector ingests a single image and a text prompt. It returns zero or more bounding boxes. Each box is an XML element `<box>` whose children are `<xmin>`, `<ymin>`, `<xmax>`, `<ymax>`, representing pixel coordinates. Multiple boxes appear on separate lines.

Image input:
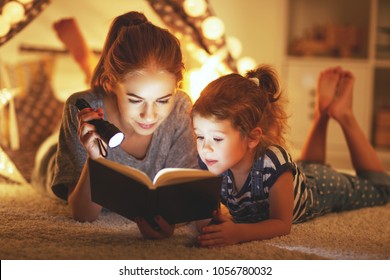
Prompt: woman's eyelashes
<box><xmin>128</xmin><ymin>98</ymin><xmax>143</xmax><ymax>104</ymax></box>
<box><xmin>127</xmin><ymin>98</ymin><xmax>171</xmax><ymax>105</ymax></box>
<box><xmin>156</xmin><ymin>98</ymin><xmax>170</xmax><ymax>105</ymax></box>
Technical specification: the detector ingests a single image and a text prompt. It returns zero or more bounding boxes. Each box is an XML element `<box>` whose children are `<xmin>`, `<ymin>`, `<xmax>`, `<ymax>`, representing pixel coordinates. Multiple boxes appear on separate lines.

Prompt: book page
<box><xmin>94</xmin><ymin>158</ymin><xmax>153</xmax><ymax>188</ymax></box>
<box><xmin>153</xmin><ymin>168</ymin><xmax>217</xmax><ymax>188</ymax></box>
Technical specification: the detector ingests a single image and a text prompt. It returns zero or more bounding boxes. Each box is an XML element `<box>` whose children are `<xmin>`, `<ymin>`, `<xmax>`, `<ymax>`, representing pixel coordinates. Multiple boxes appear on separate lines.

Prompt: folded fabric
<box><xmin>0</xmin><ymin>57</ymin><xmax>64</xmax><ymax>181</ymax></box>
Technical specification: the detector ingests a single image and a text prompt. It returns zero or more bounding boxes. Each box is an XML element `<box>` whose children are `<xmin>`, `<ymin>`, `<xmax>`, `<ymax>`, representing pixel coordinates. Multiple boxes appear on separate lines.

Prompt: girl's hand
<box><xmin>198</xmin><ymin>210</ymin><xmax>241</xmax><ymax>247</ymax></box>
<box><xmin>77</xmin><ymin>107</ymin><xmax>105</xmax><ymax>159</ymax></box>
<box><xmin>135</xmin><ymin>216</ymin><xmax>175</xmax><ymax>239</ymax></box>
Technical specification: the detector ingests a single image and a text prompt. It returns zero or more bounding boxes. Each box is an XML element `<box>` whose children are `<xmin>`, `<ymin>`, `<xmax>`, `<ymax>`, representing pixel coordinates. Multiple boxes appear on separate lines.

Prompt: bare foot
<box><xmin>315</xmin><ymin>66</ymin><xmax>342</xmax><ymax>116</ymax></box>
<box><xmin>328</xmin><ymin>70</ymin><xmax>355</xmax><ymax>124</ymax></box>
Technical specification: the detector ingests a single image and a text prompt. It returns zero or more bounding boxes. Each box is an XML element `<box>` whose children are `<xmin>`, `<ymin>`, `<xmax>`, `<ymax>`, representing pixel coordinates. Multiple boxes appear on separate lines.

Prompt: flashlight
<box><xmin>75</xmin><ymin>98</ymin><xmax>125</xmax><ymax>148</ymax></box>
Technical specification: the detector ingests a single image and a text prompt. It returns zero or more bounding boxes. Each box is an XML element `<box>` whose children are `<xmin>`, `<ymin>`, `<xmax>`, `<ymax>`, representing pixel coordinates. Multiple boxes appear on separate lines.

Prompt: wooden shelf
<box><xmin>284</xmin><ymin>0</ymin><xmax>390</xmax><ymax>170</ymax></box>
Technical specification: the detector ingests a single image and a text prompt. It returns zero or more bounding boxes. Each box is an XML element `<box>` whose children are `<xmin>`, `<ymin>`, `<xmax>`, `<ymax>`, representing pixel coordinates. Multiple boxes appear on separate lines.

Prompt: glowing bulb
<box><xmin>3</xmin><ymin>1</ymin><xmax>25</xmax><ymax>24</ymax></box>
<box><xmin>201</xmin><ymin>55</ymin><xmax>222</xmax><ymax>73</ymax></box>
<box><xmin>186</xmin><ymin>68</ymin><xmax>203</xmax><ymax>101</ymax></box>
<box><xmin>18</xmin><ymin>0</ymin><xmax>34</xmax><ymax>4</ymax></box>
<box><xmin>226</xmin><ymin>36</ymin><xmax>243</xmax><ymax>59</ymax></box>
<box><xmin>187</xmin><ymin>68</ymin><xmax>218</xmax><ymax>102</ymax></box>
<box><xmin>202</xmin><ymin>16</ymin><xmax>225</xmax><ymax>40</ymax></box>
<box><xmin>0</xmin><ymin>15</ymin><xmax>11</xmax><ymax>37</ymax></box>
<box><xmin>193</xmin><ymin>48</ymin><xmax>209</xmax><ymax>63</ymax></box>
<box><xmin>186</xmin><ymin>42</ymin><xmax>197</xmax><ymax>52</ymax></box>
<box><xmin>183</xmin><ymin>0</ymin><xmax>207</xmax><ymax>17</ymax></box>
<box><xmin>237</xmin><ymin>56</ymin><xmax>257</xmax><ymax>75</ymax></box>
<box><xmin>0</xmin><ymin>89</ymin><xmax>11</xmax><ymax>105</ymax></box>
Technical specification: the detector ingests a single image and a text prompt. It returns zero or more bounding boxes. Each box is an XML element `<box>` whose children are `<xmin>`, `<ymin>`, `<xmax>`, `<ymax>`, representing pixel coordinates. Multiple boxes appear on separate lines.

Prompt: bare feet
<box><xmin>328</xmin><ymin>70</ymin><xmax>355</xmax><ymax>124</ymax></box>
<box><xmin>315</xmin><ymin>66</ymin><xmax>342</xmax><ymax>116</ymax></box>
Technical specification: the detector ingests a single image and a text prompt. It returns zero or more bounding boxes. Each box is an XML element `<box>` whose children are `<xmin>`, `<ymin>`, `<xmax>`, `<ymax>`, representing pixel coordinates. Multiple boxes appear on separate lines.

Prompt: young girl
<box><xmin>32</xmin><ymin>11</ymin><xmax>198</xmax><ymax>239</ymax></box>
<box><xmin>192</xmin><ymin>65</ymin><xmax>390</xmax><ymax>247</ymax></box>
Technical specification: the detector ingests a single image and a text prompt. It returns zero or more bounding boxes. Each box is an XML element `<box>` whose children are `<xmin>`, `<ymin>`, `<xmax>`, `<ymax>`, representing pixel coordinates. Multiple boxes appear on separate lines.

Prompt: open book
<box><xmin>88</xmin><ymin>158</ymin><xmax>222</xmax><ymax>225</ymax></box>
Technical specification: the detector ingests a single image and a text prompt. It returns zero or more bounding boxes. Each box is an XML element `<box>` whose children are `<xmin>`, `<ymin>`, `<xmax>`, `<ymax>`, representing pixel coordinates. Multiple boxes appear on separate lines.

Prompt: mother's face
<box><xmin>113</xmin><ymin>69</ymin><xmax>177</xmax><ymax>136</ymax></box>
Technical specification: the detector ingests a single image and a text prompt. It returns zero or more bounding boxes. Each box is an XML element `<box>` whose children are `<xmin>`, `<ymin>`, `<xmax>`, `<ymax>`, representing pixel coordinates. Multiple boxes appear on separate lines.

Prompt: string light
<box><xmin>226</xmin><ymin>36</ymin><xmax>243</xmax><ymax>59</ymax></box>
<box><xmin>17</xmin><ymin>0</ymin><xmax>34</xmax><ymax>4</ymax></box>
<box><xmin>183</xmin><ymin>0</ymin><xmax>207</xmax><ymax>17</ymax></box>
<box><xmin>237</xmin><ymin>56</ymin><xmax>257</xmax><ymax>75</ymax></box>
<box><xmin>0</xmin><ymin>0</ymin><xmax>50</xmax><ymax>46</ymax></box>
<box><xmin>201</xmin><ymin>16</ymin><xmax>225</xmax><ymax>40</ymax></box>
<box><xmin>166</xmin><ymin>0</ymin><xmax>259</xmax><ymax>100</ymax></box>
<box><xmin>2</xmin><ymin>1</ymin><xmax>25</xmax><ymax>24</ymax></box>
<box><xmin>0</xmin><ymin>15</ymin><xmax>11</xmax><ymax>37</ymax></box>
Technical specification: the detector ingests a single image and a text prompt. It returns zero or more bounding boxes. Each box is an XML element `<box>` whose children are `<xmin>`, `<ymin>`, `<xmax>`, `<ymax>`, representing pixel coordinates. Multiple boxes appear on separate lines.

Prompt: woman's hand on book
<box><xmin>135</xmin><ymin>216</ymin><xmax>175</xmax><ymax>239</ymax></box>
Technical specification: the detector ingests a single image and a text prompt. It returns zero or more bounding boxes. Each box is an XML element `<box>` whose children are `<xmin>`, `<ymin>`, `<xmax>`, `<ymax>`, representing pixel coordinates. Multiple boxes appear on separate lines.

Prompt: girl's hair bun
<box><xmin>246</xmin><ymin>65</ymin><xmax>280</xmax><ymax>103</ymax></box>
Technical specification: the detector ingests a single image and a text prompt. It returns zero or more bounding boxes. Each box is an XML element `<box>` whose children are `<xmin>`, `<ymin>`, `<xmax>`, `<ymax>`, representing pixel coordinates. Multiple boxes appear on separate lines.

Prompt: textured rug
<box><xmin>1</xmin><ymin>182</ymin><xmax>389</xmax><ymax>260</ymax></box>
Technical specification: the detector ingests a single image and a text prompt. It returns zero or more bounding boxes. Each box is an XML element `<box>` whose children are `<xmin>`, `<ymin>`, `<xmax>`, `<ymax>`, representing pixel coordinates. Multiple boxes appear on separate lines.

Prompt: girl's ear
<box><xmin>248</xmin><ymin>127</ymin><xmax>262</xmax><ymax>149</ymax></box>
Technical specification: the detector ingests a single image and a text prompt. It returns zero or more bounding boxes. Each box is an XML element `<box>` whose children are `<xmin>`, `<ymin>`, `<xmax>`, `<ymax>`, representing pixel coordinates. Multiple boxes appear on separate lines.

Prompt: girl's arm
<box><xmin>198</xmin><ymin>171</ymin><xmax>294</xmax><ymax>247</ymax></box>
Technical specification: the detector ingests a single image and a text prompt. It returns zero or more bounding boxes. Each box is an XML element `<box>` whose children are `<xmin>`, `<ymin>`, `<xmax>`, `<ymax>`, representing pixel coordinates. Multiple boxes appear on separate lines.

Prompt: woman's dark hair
<box><xmin>91</xmin><ymin>11</ymin><xmax>184</xmax><ymax>93</ymax></box>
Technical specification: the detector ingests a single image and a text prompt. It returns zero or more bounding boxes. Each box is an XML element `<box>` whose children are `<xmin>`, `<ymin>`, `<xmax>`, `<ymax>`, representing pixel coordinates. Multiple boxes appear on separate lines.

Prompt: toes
<box><xmin>338</xmin><ymin>71</ymin><xmax>355</xmax><ymax>90</ymax></box>
<box><xmin>332</xmin><ymin>66</ymin><xmax>343</xmax><ymax>74</ymax></box>
<box><xmin>343</xmin><ymin>71</ymin><xmax>355</xmax><ymax>81</ymax></box>
<box><xmin>322</xmin><ymin>66</ymin><xmax>342</xmax><ymax>76</ymax></box>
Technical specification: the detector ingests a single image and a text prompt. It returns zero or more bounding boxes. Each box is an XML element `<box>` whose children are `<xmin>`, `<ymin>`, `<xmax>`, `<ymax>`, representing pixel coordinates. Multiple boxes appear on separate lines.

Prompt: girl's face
<box><xmin>193</xmin><ymin>115</ymin><xmax>254</xmax><ymax>175</ymax></box>
<box><xmin>113</xmin><ymin>70</ymin><xmax>176</xmax><ymax>136</ymax></box>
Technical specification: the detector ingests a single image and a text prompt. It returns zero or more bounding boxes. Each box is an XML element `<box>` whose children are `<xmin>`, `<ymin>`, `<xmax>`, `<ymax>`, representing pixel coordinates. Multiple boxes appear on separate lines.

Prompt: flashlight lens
<box><xmin>108</xmin><ymin>132</ymin><xmax>125</xmax><ymax>148</ymax></box>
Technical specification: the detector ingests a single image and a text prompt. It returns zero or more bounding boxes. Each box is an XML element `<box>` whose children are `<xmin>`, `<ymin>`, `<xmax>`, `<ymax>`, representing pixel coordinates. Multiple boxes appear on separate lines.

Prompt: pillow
<box><xmin>0</xmin><ymin>57</ymin><xmax>64</xmax><ymax>182</ymax></box>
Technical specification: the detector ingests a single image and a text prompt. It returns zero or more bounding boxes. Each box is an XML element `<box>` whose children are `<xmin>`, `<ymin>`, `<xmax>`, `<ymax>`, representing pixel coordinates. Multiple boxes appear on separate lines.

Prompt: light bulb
<box><xmin>3</xmin><ymin>1</ymin><xmax>25</xmax><ymax>24</ymax></box>
<box><xmin>202</xmin><ymin>16</ymin><xmax>225</xmax><ymax>40</ymax></box>
<box><xmin>0</xmin><ymin>15</ymin><xmax>11</xmax><ymax>37</ymax></box>
<box><xmin>237</xmin><ymin>56</ymin><xmax>257</xmax><ymax>75</ymax></box>
<box><xmin>227</xmin><ymin>36</ymin><xmax>243</xmax><ymax>59</ymax></box>
<box><xmin>183</xmin><ymin>0</ymin><xmax>207</xmax><ymax>17</ymax></box>
<box><xmin>18</xmin><ymin>0</ymin><xmax>34</xmax><ymax>4</ymax></box>
<box><xmin>193</xmin><ymin>48</ymin><xmax>209</xmax><ymax>63</ymax></box>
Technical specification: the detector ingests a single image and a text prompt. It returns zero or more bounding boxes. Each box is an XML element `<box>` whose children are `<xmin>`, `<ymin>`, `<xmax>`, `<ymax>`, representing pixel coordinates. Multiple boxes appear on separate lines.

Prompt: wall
<box><xmin>211</xmin><ymin>0</ymin><xmax>286</xmax><ymax>73</ymax></box>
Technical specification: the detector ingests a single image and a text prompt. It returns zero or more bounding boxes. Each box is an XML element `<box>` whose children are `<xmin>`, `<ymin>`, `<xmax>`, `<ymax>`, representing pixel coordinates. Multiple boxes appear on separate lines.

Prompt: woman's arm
<box><xmin>68</xmin><ymin>162</ymin><xmax>102</xmax><ymax>222</ymax></box>
<box><xmin>198</xmin><ymin>171</ymin><xmax>294</xmax><ymax>247</ymax></box>
<box><xmin>64</xmin><ymin>100</ymin><xmax>106</xmax><ymax>222</ymax></box>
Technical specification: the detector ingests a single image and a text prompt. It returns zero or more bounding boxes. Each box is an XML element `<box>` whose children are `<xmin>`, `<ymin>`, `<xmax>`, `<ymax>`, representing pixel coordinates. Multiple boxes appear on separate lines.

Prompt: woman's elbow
<box><xmin>71</xmin><ymin>211</ymin><xmax>99</xmax><ymax>222</ymax></box>
<box><xmin>70</xmin><ymin>204</ymin><xmax>100</xmax><ymax>222</ymax></box>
